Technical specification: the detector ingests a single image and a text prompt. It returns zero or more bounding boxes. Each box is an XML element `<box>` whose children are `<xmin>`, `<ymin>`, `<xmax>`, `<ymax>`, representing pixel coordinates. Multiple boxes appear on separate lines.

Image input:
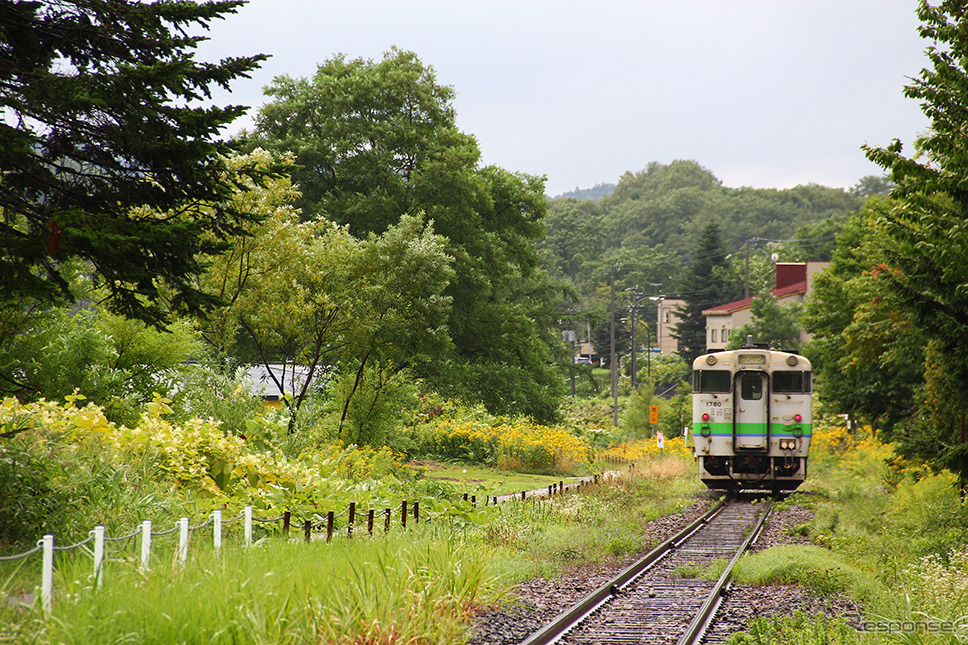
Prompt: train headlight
<box><xmin>794</xmin><ymin>414</ymin><xmax>802</xmax><ymax>422</ymax></box>
<box><xmin>701</xmin><ymin>413</ymin><xmax>710</xmax><ymax>422</ymax></box>
<box><xmin>705</xmin><ymin>355</ymin><xmax>717</xmax><ymax>365</ymax></box>
<box><xmin>786</xmin><ymin>355</ymin><xmax>799</xmax><ymax>366</ymax></box>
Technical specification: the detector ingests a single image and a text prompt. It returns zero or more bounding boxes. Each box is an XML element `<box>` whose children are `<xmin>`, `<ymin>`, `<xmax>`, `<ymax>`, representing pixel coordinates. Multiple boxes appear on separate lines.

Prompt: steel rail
<box><xmin>518</xmin><ymin>497</ymin><xmax>729</xmax><ymax>645</ymax></box>
<box><xmin>676</xmin><ymin>495</ymin><xmax>776</xmax><ymax>645</ymax></box>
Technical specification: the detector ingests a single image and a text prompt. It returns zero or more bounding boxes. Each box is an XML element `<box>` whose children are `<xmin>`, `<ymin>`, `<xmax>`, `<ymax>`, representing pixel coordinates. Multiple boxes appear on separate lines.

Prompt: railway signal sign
<box><xmin>649</xmin><ymin>405</ymin><xmax>659</xmax><ymax>425</ymax></box>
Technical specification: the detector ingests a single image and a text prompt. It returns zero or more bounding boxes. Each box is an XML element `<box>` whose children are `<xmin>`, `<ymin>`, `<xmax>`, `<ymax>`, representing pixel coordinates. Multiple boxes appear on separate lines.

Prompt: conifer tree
<box><xmin>863</xmin><ymin>0</ymin><xmax>968</xmax><ymax>477</ymax></box>
<box><xmin>672</xmin><ymin>222</ymin><xmax>740</xmax><ymax>361</ymax></box>
<box><xmin>0</xmin><ymin>0</ymin><xmax>267</xmax><ymax>325</ymax></box>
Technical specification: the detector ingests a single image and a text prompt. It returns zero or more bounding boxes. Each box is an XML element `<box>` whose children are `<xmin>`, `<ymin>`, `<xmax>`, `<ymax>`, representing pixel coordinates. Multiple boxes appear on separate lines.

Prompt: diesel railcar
<box><xmin>692</xmin><ymin>338</ymin><xmax>812</xmax><ymax>491</ymax></box>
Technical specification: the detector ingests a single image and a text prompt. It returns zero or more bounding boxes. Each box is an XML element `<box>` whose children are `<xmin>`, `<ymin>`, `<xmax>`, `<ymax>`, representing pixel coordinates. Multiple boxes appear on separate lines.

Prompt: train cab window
<box><xmin>693</xmin><ymin>370</ymin><xmax>731</xmax><ymax>393</ymax></box>
<box><xmin>773</xmin><ymin>371</ymin><xmax>812</xmax><ymax>393</ymax></box>
<box><xmin>740</xmin><ymin>373</ymin><xmax>763</xmax><ymax>400</ymax></box>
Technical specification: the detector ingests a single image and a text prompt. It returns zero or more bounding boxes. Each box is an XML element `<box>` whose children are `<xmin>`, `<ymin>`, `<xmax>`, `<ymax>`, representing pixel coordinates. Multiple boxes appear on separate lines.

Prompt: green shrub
<box><xmin>733</xmin><ymin>544</ymin><xmax>884</xmax><ymax>603</ymax></box>
<box><xmin>0</xmin><ymin>418</ymin><xmax>176</xmax><ymax>549</ymax></box>
<box><xmin>0</xmin><ymin>443</ymin><xmax>67</xmax><ymax>546</ymax></box>
<box><xmin>729</xmin><ymin>612</ymin><xmax>864</xmax><ymax>645</ymax></box>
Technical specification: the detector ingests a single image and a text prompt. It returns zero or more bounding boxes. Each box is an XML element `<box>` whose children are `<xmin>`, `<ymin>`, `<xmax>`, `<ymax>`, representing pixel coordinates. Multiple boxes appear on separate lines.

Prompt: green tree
<box><xmin>862</xmin><ymin>0</ymin><xmax>968</xmax><ymax>471</ymax></box>
<box><xmin>539</xmin><ymin>198</ymin><xmax>605</xmax><ymax>285</ymax></box>
<box><xmin>200</xmin><ymin>163</ymin><xmax>454</xmax><ymax>437</ymax></box>
<box><xmin>0</xmin><ymin>0</ymin><xmax>268</xmax><ymax>326</ymax></box>
<box><xmin>333</xmin><ymin>214</ymin><xmax>455</xmax><ymax>440</ymax></box>
<box><xmin>249</xmin><ymin>48</ymin><xmax>463</xmax><ymax>231</ymax></box>
<box><xmin>246</xmin><ymin>49</ymin><xmax>564</xmax><ymax>421</ymax></box>
<box><xmin>601</xmin><ymin>161</ymin><xmax>726</xmax><ymax>259</ymax></box>
<box><xmin>0</xmin><ymin>307</ymin><xmax>201</xmax><ymax>425</ymax></box>
<box><xmin>727</xmin><ymin>294</ymin><xmax>802</xmax><ymax>351</ymax></box>
<box><xmin>802</xmin><ymin>205</ymin><xmax>924</xmax><ymax>435</ymax></box>
<box><xmin>850</xmin><ymin>175</ymin><xmax>894</xmax><ymax>198</ymax></box>
<box><xmin>621</xmin><ymin>384</ymin><xmax>655</xmax><ymax>441</ymax></box>
<box><xmin>673</xmin><ymin>222</ymin><xmax>741</xmax><ymax>361</ymax></box>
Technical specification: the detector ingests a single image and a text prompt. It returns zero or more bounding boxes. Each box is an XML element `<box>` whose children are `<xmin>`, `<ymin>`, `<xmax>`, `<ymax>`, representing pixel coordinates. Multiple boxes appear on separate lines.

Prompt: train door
<box><xmin>734</xmin><ymin>371</ymin><xmax>768</xmax><ymax>450</ymax></box>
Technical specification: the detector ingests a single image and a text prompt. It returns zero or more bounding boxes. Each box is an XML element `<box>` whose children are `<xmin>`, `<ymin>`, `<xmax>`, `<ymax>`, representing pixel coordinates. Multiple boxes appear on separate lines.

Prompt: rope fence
<box><xmin>1</xmin><ymin>474</ymin><xmax>604</xmax><ymax>615</ymax></box>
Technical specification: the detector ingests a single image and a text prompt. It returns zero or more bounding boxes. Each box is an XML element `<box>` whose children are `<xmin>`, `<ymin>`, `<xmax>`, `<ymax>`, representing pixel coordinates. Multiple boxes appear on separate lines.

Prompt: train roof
<box><xmin>692</xmin><ymin>342</ymin><xmax>811</xmax><ymax>370</ymax></box>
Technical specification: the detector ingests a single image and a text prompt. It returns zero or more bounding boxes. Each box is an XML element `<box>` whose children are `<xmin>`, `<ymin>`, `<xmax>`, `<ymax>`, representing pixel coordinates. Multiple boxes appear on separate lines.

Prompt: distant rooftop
<box><xmin>244</xmin><ymin>364</ymin><xmax>328</xmax><ymax>400</ymax></box>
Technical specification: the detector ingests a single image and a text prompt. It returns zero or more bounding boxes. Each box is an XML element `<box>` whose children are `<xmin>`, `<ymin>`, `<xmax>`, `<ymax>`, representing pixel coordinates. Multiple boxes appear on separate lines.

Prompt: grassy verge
<box><xmin>411</xmin><ymin>460</ymin><xmax>588</xmax><ymax>498</ymax></box>
<box><xmin>3</xmin><ymin>532</ymin><xmax>497</xmax><ymax>644</ymax></box>
<box><xmin>726</xmin><ymin>422</ymin><xmax>968</xmax><ymax>644</ymax></box>
<box><xmin>0</xmin><ymin>456</ymin><xmax>704</xmax><ymax>644</ymax></box>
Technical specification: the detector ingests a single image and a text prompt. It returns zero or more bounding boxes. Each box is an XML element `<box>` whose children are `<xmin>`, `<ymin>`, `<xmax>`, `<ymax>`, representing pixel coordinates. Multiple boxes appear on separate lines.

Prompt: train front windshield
<box><xmin>693</xmin><ymin>370</ymin><xmax>730</xmax><ymax>393</ymax></box>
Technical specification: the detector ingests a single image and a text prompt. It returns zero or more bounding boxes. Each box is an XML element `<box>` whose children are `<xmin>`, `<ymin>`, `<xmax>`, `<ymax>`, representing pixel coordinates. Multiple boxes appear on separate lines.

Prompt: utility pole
<box><xmin>610</xmin><ymin>265</ymin><xmax>663</xmax><ymax>428</ymax></box>
<box><xmin>744</xmin><ymin>238</ymin><xmax>750</xmax><ymax>299</ymax></box>
<box><xmin>628</xmin><ymin>287</ymin><xmax>640</xmax><ymax>390</ymax></box>
<box><xmin>610</xmin><ymin>264</ymin><xmax>618</xmax><ymax>427</ymax></box>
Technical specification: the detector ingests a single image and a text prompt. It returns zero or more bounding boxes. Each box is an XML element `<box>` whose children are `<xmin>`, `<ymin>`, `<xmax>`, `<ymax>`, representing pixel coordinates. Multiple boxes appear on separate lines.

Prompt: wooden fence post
<box><xmin>348</xmin><ymin>502</ymin><xmax>356</xmax><ymax>538</ymax></box>
<box><xmin>326</xmin><ymin>512</ymin><xmax>334</xmax><ymax>543</ymax></box>
<box><xmin>304</xmin><ymin>519</ymin><xmax>312</xmax><ymax>543</ymax></box>
<box><xmin>401</xmin><ymin>501</ymin><xmax>408</xmax><ymax>529</ymax></box>
<box><xmin>367</xmin><ymin>509</ymin><xmax>375</xmax><ymax>535</ymax></box>
<box><xmin>413</xmin><ymin>501</ymin><xmax>419</xmax><ymax>524</ymax></box>
<box><xmin>283</xmin><ymin>511</ymin><xmax>291</xmax><ymax>537</ymax></box>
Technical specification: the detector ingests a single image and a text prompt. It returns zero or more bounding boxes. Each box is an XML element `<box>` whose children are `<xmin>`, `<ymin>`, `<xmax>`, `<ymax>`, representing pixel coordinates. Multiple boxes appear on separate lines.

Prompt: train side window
<box><xmin>740</xmin><ymin>373</ymin><xmax>763</xmax><ymax>400</ymax></box>
<box><xmin>693</xmin><ymin>370</ymin><xmax>731</xmax><ymax>393</ymax></box>
<box><xmin>773</xmin><ymin>371</ymin><xmax>812</xmax><ymax>393</ymax></box>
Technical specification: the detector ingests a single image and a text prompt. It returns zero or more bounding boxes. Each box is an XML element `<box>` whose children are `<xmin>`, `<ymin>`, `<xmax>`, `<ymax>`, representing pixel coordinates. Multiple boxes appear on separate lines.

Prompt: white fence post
<box><xmin>213</xmin><ymin>510</ymin><xmax>222</xmax><ymax>553</ymax></box>
<box><xmin>92</xmin><ymin>526</ymin><xmax>105</xmax><ymax>589</ymax></box>
<box><xmin>177</xmin><ymin>518</ymin><xmax>189</xmax><ymax>567</ymax></box>
<box><xmin>139</xmin><ymin>520</ymin><xmax>152</xmax><ymax>572</ymax></box>
<box><xmin>40</xmin><ymin>534</ymin><xmax>53</xmax><ymax>614</ymax></box>
<box><xmin>244</xmin><ymin>506</ymin><xmax>253</xmax><ymax>547</ymax></box>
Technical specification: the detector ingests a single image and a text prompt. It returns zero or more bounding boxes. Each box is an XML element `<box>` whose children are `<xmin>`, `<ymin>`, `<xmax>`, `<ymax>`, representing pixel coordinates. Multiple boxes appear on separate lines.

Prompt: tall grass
<box><xmin>470</xmin><ymin>464</ymin><xmax>705</xmax><ymax>581</ymax></box>
<box><xmin>4</xmin><ymin>532</ymin><xmax>501</xmax><ymax>644</ymax></box>
<box><xmin>0</xmin><ymin>463</ymin><xmax>706</xmax><ymax>644</ymax></box>
<box><xmin>728</xmin><ymin>421</ymin><xmax>968</xmax><ymax>644</ymax></box>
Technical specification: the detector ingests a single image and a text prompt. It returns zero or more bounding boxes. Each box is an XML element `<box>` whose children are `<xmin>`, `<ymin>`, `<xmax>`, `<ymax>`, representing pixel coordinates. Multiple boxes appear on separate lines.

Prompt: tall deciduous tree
<box><xmin>0</xmin><ymin>0</ymin><xmax>267</xmax><ymax>325</ymax></box>
<box><xmin>862</xmin><ymin>0</ymin><xmax>968</xmax><ymax>475</ymax></box>
<box><xmin>245</xmin><ymin>49</ymin><xmax>564</xmax><ymax>421</ymax></box>
<box><xmin>199</xmin><ymin>152</ymin><xmax>454</xmax><ymax>436</ymax></box>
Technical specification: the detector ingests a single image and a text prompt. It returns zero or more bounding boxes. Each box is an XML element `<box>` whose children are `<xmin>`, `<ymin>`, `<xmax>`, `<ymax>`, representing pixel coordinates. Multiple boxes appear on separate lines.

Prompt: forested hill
<box><xmin>553</xmin><ymin>182</ymin><xmax>615</xmax><ymax>201</ymax></box>
<box><xmin>540</xmin><ymin>159</ymin><xmax>868</xmax><ymax>296</ymax></box>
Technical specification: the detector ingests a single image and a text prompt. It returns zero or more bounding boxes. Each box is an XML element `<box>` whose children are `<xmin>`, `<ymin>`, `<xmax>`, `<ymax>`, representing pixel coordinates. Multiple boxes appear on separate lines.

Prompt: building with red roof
<box><xmin>702</xmin><ymin>262</ymin><xmax>829</xmax><ymax>350</ymax></box>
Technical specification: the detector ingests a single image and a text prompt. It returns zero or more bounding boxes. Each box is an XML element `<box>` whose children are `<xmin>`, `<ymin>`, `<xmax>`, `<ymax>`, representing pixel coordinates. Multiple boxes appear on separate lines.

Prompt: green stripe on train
<box><xmin>693</xmin><ymin>422</ymin><xmax>812</xmax><ymax>438</ymax></box>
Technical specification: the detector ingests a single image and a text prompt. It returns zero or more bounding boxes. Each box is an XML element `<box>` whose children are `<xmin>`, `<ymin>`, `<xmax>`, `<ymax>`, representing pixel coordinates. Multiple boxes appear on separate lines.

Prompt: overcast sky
<box><xmin>196</xmin><ymin>1</ymin><xmax>931</xmax><ymax>197</ymax></box>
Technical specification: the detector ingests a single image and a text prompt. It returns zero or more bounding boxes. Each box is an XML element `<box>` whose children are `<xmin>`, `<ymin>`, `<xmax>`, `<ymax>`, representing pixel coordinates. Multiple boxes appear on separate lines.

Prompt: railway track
<box><xmin>518</xmin><ymin>494</ymin><xmax>774</xmax><ymax>645</ymax></box>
